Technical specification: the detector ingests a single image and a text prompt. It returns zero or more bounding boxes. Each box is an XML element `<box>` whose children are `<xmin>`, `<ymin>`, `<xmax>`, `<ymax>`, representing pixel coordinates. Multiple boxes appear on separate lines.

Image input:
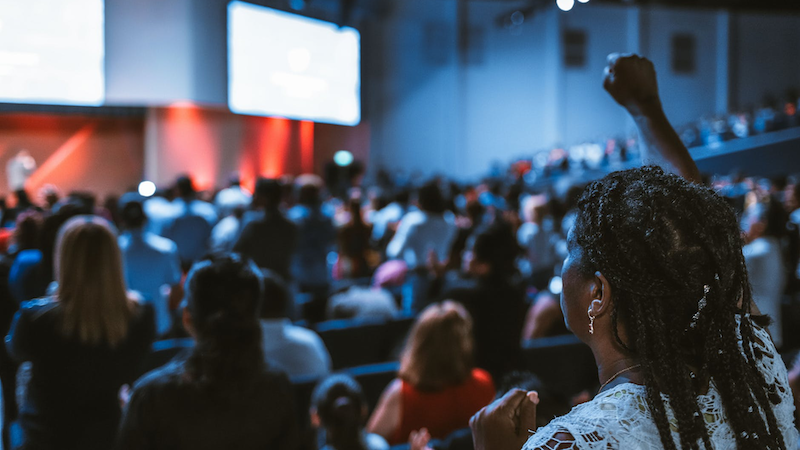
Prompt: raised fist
<box><xmin>603</xmin><ymin>53</ymin><xmax>661</xmax><ymax>116</ymax></box>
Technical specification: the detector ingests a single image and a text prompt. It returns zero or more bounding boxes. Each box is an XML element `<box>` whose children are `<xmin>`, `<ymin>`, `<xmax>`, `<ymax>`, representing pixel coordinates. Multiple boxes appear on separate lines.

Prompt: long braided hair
<box><xmin>572</xmin><ymin>166</ymin><xmax>786</xmax><ymax>450</ymax></box>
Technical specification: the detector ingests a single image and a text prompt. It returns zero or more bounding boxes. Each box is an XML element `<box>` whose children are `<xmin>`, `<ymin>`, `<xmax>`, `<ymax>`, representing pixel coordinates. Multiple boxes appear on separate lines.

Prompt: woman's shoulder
<box><xmin>523</xmin><ymin>385</ymin><xmax>652</xmax><ymax>450</ymax></box>
<box><xmin>17</xmin><ymin>297</ymin><xmax>59</xmax><ymax>322</ymax></box>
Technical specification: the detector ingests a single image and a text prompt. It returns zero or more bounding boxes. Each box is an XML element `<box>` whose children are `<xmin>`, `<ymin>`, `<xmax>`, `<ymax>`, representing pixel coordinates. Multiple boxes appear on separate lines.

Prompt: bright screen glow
<box><xmin>228</xmin><ymin>1</ymin><xmax>360</xmax><ymax>125</ymax></box>
<box><xmin>0</xmin><ymin>0</ymin><xmax>104</xmax><ymax>106</ymax></box>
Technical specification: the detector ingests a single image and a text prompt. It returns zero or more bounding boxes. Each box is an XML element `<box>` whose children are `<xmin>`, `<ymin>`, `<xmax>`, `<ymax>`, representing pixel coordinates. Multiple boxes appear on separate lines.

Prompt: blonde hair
<box><xmin>56</xmin><ymin>215</ymin><xmax>133</xmax><ymax>347</ymax></box>
<box><xmin>399</xmin><ymin>301</ymin><xmax>474</xmax><ymax>392</ymax></box>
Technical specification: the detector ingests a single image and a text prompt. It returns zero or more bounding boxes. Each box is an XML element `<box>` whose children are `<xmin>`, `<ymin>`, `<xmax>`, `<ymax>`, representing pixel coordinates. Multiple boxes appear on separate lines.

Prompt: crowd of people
<box><xmin>0</xmin><ymin>53</ymin><xmax>797</xmax><ymax>450</ymax></box>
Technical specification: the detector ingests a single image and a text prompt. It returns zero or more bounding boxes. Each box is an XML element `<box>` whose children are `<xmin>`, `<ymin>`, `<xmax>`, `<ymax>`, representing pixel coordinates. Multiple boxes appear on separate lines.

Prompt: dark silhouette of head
<box><xmin>418</xmin><ymin>181</ymin><xmax>446</xmax><ymax>215</ymax></box>
<box><xmin>183</xmin><ymin>253</ymin><xmax>264</xmax><ymax>390</ymax></box>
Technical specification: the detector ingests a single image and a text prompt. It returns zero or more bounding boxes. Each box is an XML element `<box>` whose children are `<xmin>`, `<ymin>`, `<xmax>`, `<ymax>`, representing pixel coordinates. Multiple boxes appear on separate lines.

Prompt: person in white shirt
<box><xmin>387</xmin><ymin>182</ymin><xmax>457</xmax><ymax>269</ymax></box>
<box><xmin>6</xmin><ymin>150</ymin><xmax>36</xmax><ymax>192</ymax></box>
<box><xmin>118</xmin><ymin>194</ymin><xmax>183</xmax><ymax>336</ymax></box>
<box><xmin>214</xmin><ymin>175</ymin><xmax>251</xmax><ymax>219</ymax></box>
<box><xmin>259</xmin><ymin>269</ymin><xmax>331</xmax><ymax>379</ymax></box>
<box><xmin>517</xmin><ymin>195</ymin><xmax>559</xmax><ymax>291</ymax></box>
<box><xmin>743</xmin><ymin>199</ymin><xmax>788</xmax><ymax>348</ymax></box>
<box><xmin>387</xmin><ymin>182</ymin><xmax>457</xmax><ymax>312</ymax></box>
<box><xmin>371</xmin><ymin>190</ymin><xmax>411</xmax><ymax>244</ymax></box>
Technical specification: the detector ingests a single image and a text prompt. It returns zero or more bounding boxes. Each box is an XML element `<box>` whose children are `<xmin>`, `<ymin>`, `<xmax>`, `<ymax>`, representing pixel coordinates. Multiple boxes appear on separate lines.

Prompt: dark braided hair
<box><xmin>572</xmin><ymin>166</ymin><xmax>786</xmax><ymax>450</ymax></box>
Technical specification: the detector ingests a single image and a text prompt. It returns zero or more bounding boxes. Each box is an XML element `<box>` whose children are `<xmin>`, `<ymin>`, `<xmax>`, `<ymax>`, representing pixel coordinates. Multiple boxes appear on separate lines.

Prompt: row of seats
<box><xmin>137</xmin><ymin>314</ymin><xmax>417</xmax><ymax>379</ymax></box>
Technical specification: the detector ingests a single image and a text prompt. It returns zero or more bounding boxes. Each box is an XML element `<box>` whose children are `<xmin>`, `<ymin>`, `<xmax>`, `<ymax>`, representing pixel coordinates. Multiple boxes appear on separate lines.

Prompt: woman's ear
<box><xmin>589</xmin><ymin>271</ymin><xmax>613</xmax><ymax>317</ymax></box>
<box><xmin>310</xmin><ymin>408</ymin><xmax>321</xmax><ymax>428</ymax></box>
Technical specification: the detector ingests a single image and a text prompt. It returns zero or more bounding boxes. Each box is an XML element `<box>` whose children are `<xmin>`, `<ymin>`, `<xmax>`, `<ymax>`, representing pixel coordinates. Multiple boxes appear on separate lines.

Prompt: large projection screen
<box><xmin>228</xmin><ymin>1</ymin><xmax>361</xmax><ymax>126</ymax></box>
<box><xmin>0</xmin><ymin>0</ymin><xmax>105</xmax><ymax>106</ymax></box>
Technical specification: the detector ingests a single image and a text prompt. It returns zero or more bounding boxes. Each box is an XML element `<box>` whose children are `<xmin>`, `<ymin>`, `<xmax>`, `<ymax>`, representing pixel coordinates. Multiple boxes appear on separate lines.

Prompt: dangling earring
<box><xmin>588</xmin><ymin>308</ymin><xmax>595</xmax><ymax>335</ymax></box>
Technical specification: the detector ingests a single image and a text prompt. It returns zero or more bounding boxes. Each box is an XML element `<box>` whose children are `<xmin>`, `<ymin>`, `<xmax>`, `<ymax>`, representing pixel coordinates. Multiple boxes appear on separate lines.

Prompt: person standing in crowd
<box><xmin>367</xmin><ymin>301</ymin><xmax>495</xmax><ymax>445</ymax></box>
<box><xmin>118</xmin><ymin>194</ymin><xmax>182</xmax><ymax>337</ymax></box>
<box><xmin>372</xmin><ymin>189</ymin><xmax>411</xmax><ymax>248</ymax></box>
<box><xmin>214</xmin><ymin>174</ymin><xmax>251</xmax><ymax>218</ymax></box>
<box><xmin>6</xmin><ymin>216</ymin><xmax>155</xmax><ymax>450</ymax></box>
<box><xmin>162</xmin><ymin>175</ymin><xmax>216</xmax><ymax>269</ymax></box>
<box><xmin>116</xmin><ymin>254</ymin><xmax>299</xmax><ymax>450</ymax></box>
<box><xmin>387</xmin><ymin>182</ymin><xmax>457</xmax><ymax>312</ymax></box>
<box><xmin>471</xmin><ymin>54</ymin><xmax>797</xmax><ymax>450</ymax></box>
<box><xmin>336</xmin><ymin>191</ymin><xmax>374</xmax><ymax>280</ymax></box>
<box><xmin>233</xmin><ymin>178</ymin><xmax>298</xmax><ymax>281</ymax></box>
<box><xmin>312</xmin><ymin>375</ymin><xmax>389</xmax><ymax>450</ymax></box>
<box><xmin>517</xmin><ymin>194</ymin><xmax>558</xmax><ymax>291</ymax></box>
<box><xmin>435</xmin><ymin>222</ymin><xmax>526</xmax><ymax>381</ymax></box>
<box><xmin>742</xmin><ymin>198</ymin><xmax>788</xmax><ymax>348</ymax></box>
<box><xmin>6</xmin><ymin>150</ymin><xmax>36</xmax><ymax>193</ymax></box>
<box><xmin>259</xmin><ymin>269</ymin><xmax>331</xmax><ymax>379</ymax></box>
<box><xmin>288</xmin><ymin>175</ymin><xmax>336</xmax><ymax>294</ymax></box>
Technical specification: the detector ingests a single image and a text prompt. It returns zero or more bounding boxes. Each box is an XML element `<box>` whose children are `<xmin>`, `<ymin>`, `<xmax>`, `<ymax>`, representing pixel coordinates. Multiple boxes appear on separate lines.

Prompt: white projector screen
<box><xmin>0</xmin><ymin>0</ymin><xmax>105</xmax><ymax>106</ymax></box>
<box><xmin>228</xmin><ymin>1</ymin><xmax>361</xmax><ymax>126</ymax></box>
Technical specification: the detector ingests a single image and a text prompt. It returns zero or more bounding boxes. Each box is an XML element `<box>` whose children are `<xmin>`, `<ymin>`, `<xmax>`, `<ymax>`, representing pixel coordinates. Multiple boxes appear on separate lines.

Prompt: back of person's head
<box><xmin>571</xmin><ymin>165</ymin><xmax>786</xmax><ymax>449</ymax></box>
<box><xmin>521</xmin><ymin>195</ymin><xmax>548</xmax><ymax>224</ymax></box>
<box><xmin>56</xmin><ymin>215</ymin><xmax>132</xmax><ymax>347</ymax></box>
<box><xmin>296</xmin><ymin>175</ymin><xmax>323</xmax><ymax>206</ymax></box>
<box><xmin>13</xmin><ymin>210</ymin><xmax>43</xmax><ymax>251</ymax></box>
<box><xmin>465</xmin><ymin>200</ymin><xmax>485</xmax><ymax>225</ymax></box>
<box><xmin>260</xmin><ymin>269</ymin><xmax>290</xmax><ymax>320</ymax></box>
<box><xmin>394</xmin><ymin>189</ymin><xmax>411</xmax><ymax>206</ymax></box>
<box><xmin>399</xmin><ymin>301</ymin><xmax>474</xmax><ymax>392</ymax></box>
<box><xmin>119</xmin><ymin>194</ymin><xmax>147</xmax><ymax>230</ymax></box>
<box><xmin>311</xmin><ymin>375</ymin><xmax>368</xmax><ymax>450</ymax></box>
<box><xmin>228</xmin><ymin>173</ymin><xmax>241</xmax><ymax>187</ymax></box>
<box><xmin>175</xmin><ymin>175</ymin><xmax>196</xmax><ymax>198</ymax></box>
<box><xmin>418</xmin><ymin>181</ymin><xmax>446</xmax><ymax>215</ymax></box>
<box><xmin>254</xmin><ymin>178</ymin><xmax>282</xmax><ymax>209</ymax></box>
<box><xmin>470</xmin><ymin>222</ymin><xmax>520</xmax><ymax>277</ymax></box>
<box><xmin>184</xmin><ymin>253</ymin><xmax>264</xmax><ymax>388</ymax></box>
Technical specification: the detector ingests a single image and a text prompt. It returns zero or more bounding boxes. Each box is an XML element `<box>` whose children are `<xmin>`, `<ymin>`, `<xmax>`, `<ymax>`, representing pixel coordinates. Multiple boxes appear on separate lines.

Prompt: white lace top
<box><xmin>524</xmin><ymin>320</ymin><xmax>799</xmax><ymax>449</ymax></box>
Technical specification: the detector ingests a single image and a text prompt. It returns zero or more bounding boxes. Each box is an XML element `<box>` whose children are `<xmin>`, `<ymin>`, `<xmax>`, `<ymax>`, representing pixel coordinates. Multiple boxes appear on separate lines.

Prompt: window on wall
<box><xmin>672</xmin><ymin>34</ymin><xmax>696</xmax><ymax>74</ymax></box>
<box><xmin>563</xmin><ymin>30</ymin><xmax>587</xmax><ymax>68</ymax></box>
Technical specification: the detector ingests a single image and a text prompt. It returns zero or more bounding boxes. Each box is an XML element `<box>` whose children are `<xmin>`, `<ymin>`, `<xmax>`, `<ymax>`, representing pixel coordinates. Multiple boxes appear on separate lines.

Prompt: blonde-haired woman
<box><xmin>5</xmin><ymin>215</ymin><xmax>155</xmax><ymax>450</ymax></box>
<box><xmin>367</xmin><ymin>301</ymin><xmax>495</xmax><ymax>445</ymax></box>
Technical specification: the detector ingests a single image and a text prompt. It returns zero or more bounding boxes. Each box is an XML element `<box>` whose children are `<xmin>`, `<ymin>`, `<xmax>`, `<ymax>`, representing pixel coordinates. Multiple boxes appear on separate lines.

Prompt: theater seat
<box><xmin>340</xmin><ymin>361</ymin><xmax>399</xmax><ymax>411</ymax></box>
<box><xmin>521</xmin><ymin>334</ymin><xmax>597</xmax><ymax>399</ymax></box>
<box><xmin>137</xmin><ymin>338</ymin><xmax>195</xmax><ymax>379</ymax></box>
<box><xmin>314</xmin><ymin>315</ymin><xmax>415</xmax><ymax>370</ymax></box>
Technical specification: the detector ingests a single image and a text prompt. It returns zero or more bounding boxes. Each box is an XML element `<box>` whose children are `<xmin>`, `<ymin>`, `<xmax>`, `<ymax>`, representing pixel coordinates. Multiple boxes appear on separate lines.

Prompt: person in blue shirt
<box><xmin>287</xmin><ymin>176</ymin><xmax>335</xmax><ymax>294</ymax></box>
<box><xmin>162</xmin><ymin>175</ymin><xmax>217</xmax><ymax>269</ymax></box>
<box><xmin>118</xmin><ymin>194</ymin><xmax>182</xmax><ymax>337</ymax></box>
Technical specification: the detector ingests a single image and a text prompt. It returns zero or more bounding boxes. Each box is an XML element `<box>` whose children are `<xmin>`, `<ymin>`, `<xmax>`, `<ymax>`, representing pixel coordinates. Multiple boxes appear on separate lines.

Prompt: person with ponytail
<box><xmin>311</xmin><ymin>375</ymin><xmax>389</xmax><ymax>450</ymax></box>
<box><xmin>470</xmin><ymin>55</ymin><xmax>798</xmax><ymax>450</ymax></box>
<box><xmin>116</xmin><ymin>253</ymin><xmax>299</xmax><ymax>450</ymax></box>
<box><xmin>5</xmin><ymin>216</ymin><xmax>155</xmax><ymax>450</ymax></box>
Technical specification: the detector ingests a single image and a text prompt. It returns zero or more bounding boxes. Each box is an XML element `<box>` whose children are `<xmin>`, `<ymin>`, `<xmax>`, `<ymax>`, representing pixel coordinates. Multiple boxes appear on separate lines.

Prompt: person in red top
<box><xmin>367</xmin><ymin>301</ymin><xmax>495</xmax><ymax>445</ymax></box>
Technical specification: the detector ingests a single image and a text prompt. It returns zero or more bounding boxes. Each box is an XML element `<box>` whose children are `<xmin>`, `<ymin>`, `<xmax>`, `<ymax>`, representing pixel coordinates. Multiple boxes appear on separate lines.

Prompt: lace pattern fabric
<box><xmin>523</xmin><ymin>320</ymin><xmax>799</xmax><ymax>450</ymax></box>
